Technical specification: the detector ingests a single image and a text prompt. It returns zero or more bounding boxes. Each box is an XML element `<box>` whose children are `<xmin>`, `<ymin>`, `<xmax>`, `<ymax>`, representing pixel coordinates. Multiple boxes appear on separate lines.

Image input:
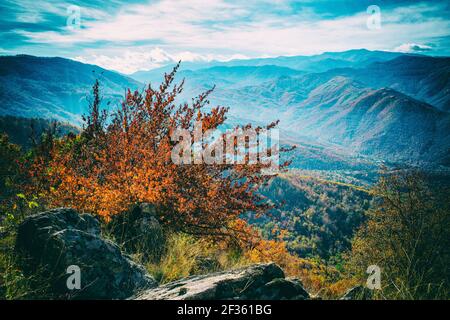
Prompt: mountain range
<box><xmin>0</xmin><ymin>50</ymin><xmax>449</xmax><ymax>167</ymax></box>
<box><xmin>0</xmin><ymin>55</ymin><xmax>140</xmax><ymax>124</ymax></box>
<box><xmin>131</xmin><ymin>49</ymin><xmax>406</xmax><ymax>82</ymax></box>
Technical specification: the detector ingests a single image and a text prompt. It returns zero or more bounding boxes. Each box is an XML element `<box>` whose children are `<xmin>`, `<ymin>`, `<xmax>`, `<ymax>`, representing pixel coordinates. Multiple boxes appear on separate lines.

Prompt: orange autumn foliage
<box><xmin>26</xmin><ymin>64</ymin><xmax>292</xmax><ymax>243</ymax></box>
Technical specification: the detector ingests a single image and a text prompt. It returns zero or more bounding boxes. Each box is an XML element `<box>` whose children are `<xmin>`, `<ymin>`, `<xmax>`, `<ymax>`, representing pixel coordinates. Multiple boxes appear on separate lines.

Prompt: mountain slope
<box><xmin>131</xmin><ymin>49</ymin><xmax>405</xmax><ymax>82</ymax></box>
<box><xmin>239</xmin><ymin>55</ymin><xmax>450</xmax><ymax>112</ymax></box>
<box><xmin>287</xmin><ymin>77</ymin><xmax>450</xmax><ymax>164</ymax></box>
<box><xmin>0</xmin><ymin>55</ymin><xmax>142</xmax><ymax>124</ymax></box>
<box><xmin>1</xmin><ymin>52</ymin><xmax>448</xmax><ymax>167</ymax></box>
<box><xmin>219</xmin><ymin>49</ymin><xmax>405</xmax><ymax>72</ymax></box>
<box><xmin>357</xmin><ymin>55</ymin><xmax>450</xmax><ymax>112</ymax></box>
<box><xmin>133</xmin><ymin>64</ymin><xmax>304</xmax><ymax>86</ymax></box>
<box><xmin>313</xmin><ymin>55</ymin><xmax>450</xmax><ymax>112</ymax></box>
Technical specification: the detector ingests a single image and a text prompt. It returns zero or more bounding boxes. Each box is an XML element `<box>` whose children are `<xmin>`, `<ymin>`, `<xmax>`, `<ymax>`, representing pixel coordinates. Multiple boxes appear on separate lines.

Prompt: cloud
<box><xmin>74</xmin><ymin>49</ymin><xmax>170</xmax><ymax>74</ymax></box>
<box><xmin>393</xmin><ymin>43</ymin><xmax>433</xmax><ymax>53</ymax></box>
<box><xmin>3</xmin><ymin>1</ymin><xmax>450</xmax><ymax>71</ymax></box>
<box><xmin>74</xmin><ymin>48</ymin><xmax>249</xmax><ymax>74</ymax></box>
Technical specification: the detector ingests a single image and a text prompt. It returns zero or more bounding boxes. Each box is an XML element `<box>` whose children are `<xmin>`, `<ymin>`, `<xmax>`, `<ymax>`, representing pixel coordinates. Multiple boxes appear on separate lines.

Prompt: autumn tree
<box><xmin>349</xmin><ymin>169</ymin><xmax>450</xmax><ymax>299</ymax></box>
<box><xmin>27</xmin><ymin>64</ymin><xmax>293</xmax><ymax>245</ymax></box>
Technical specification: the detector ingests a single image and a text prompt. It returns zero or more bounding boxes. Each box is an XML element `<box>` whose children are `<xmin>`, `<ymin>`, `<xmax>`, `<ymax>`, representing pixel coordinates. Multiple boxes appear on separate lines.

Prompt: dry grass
<box><xmin>145</xmin><ymin>233</ymin><xmax>249</xmax><ymax>284</ymax></box>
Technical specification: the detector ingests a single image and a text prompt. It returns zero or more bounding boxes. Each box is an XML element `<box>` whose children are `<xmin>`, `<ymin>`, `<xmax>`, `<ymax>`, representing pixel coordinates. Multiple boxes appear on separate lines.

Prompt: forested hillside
<box><xmin>0</xmin><ymin>115</ymin><xmax>79</xmax><ymax>148</ymax></box>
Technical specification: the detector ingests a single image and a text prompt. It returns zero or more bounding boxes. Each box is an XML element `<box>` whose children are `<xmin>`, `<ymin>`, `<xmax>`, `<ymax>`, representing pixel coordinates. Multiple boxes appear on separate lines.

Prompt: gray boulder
<box><xmin>15</xmin><ymin>208</ymin><xmax>157</xmax><ymax>299</ymax></box>
<box><xmin>255</xmin><ymin>277</ymin><xmax>310</xmax><ymax>300</ymax></box>
<box><xmin>14</xmin><ymin>208</ymin><xmax>311</xmax><ymax>300</ymax></box>
<box><xmin>133</xmin><ymin>263</ymin><xmax>309</xmax><ymax>300</ymax></box>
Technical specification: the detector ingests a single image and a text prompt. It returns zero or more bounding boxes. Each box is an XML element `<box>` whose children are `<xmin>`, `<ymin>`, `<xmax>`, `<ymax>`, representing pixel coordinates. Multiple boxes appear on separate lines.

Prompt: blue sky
<box><xmin>1</xmin><ymin>0</ymin><xmax>449</xmax><ymax>73</ymax></box>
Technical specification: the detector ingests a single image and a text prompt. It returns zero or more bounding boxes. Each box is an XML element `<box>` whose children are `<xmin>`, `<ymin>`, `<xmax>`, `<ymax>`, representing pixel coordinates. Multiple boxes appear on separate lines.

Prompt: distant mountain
<box><xmin>1</xmin><ymin>51</ymin><xmax>449</xmax><ymax>167</ymax></box>
<box><xmin>131</xmin><ymin>49</ymin><xmax>406</xmax><ymax>83</ymax></box>
<box><xmin>0</xmin><ymin>55</ymin><xmax>142</xmax><ymax>124</ymax></box>
<box><xmin>349</xmin><ymin>55</ymin><xmax>450</xmax><ymax>112</ymax></box>
<box><xmin>132</xmin><ymin>52</ymin><xmax>450</xmax><ymax>165</ymax></box>
<box><xmin>216</xmin><ymin>49</ymin><xmax>406</xmax><ymax>72</ymax></box>
<box><xmin>133</xmin><ymin>64</ymin><xmax>304</xmax><ymax>87</ymax></box>
<box><xmin>224</xmin><ymin>55</ymin><xmax>450</xmax><ymax>112</ymax></box>
<box><xmin>287</xmin><ymin>77</ymin><xmax>450</xmax><ymax>165</ymax></box>
<box><xmin>133</xmin><ymin>52</ymin><xmax>449</xmax><ymax>117</ymax></box>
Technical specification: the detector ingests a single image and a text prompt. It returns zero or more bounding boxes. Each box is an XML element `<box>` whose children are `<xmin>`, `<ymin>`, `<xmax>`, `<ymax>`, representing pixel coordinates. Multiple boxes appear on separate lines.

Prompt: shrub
<box><xmin>349</xmin><ymin>170</ymin><xmax>450</xmax><ymax>299</ymax></box>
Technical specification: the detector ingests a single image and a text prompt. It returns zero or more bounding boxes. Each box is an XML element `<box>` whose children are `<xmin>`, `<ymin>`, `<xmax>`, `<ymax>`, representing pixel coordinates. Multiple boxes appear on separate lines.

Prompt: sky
<box><xmin>0</xmin><ymin>0</ymin><xmax>449</xmax><ymax>74</ymax></box>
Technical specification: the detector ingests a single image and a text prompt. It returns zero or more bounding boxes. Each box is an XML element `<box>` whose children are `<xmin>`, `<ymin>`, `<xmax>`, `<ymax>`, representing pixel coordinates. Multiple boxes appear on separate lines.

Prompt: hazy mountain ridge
<box><xmin>286</xmin><ymin>77</ymin><xmax>450</xmax><ymax>165</ymax></box>
<box><xmin>132</xmin><ymin>49</ymin><xmax>406</xmax><ymax>82</ymax></box>
<box><xmin>0</xmin><ymin>55</ymin><xmax>142</xmax><ymax>124</ymax></box>
<box><xmin>165</xmin><ymin>54</ymin><xmax>450</xmax><ymax>165</ymax></box>
<box><xmin>1</xmin><ymin>50</ymin><xmax>449</xmax><ymax>167</ymax></box>
<box><xmin>324</xmin><ymin>55</ymin><xmax>450</xmax><ymax>111</ymax></box>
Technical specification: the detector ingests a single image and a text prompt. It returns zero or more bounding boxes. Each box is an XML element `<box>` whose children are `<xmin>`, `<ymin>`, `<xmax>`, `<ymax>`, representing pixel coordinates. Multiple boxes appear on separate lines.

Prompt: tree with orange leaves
<box><xmin>27</xmin><ymin>63</ymin><xmax>294</xmax><ymax>244</ymax></box>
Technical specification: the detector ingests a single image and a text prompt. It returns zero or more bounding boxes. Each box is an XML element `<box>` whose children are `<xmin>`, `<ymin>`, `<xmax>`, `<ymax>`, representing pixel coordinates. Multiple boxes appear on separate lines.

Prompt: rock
<box><xmin>14</xmin><ymin>208</ymin><xmax>312</xmax><ymax>300</ymax></box>
<box><xmin>109</xmin><ymin>203</ymin><xmax>165</xmax><ymax>262</ymax></box>
<box><xmin>15</xmin><ymin>208</ymin><xmax>157</xmax><ymax>299</ymax></box>
<box><xmin>254</xmin><ymin>277</ymin><xmax>310</xmax><ymax>300</ymax></box>
<box><xmin>340</xmin><ymin>285</ymin><xmax>373</xmax><ymax>300</ymax></box>
<box><xmin>133</xmin><ymin>263</ymin><xmax>309</xmax><ymax>300</ymax></box>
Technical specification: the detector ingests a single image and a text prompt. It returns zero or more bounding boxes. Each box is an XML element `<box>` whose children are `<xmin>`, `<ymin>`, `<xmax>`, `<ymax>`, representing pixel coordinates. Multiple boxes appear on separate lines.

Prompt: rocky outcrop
<box><xmin>15</xmin><ymin>208</ymin><xmax>310</xmax><ymax>300</ymax></box>
<box><xmin>109</xmin><ymin>203</ymin><xmax>165</xmax><ymax>262</ymax></box>
<box><xmin>15</xmin><ymin>208</ymin><xmax>157</xmax><ymax>299</ymax></box>
<box><xmin>134</xmin><ymin>263</ymin><xmax>309</xmax><ymax>300</ymax></box>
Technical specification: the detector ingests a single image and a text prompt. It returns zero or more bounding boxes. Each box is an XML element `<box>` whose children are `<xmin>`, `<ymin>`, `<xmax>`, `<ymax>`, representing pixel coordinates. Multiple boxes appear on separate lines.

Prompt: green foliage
<box><xmin>1</xmin><ymin>134</ymin><xmax>21</xmax><ymax>203</ymax></box>
<box><xmin>0</xmin><ymin>234</ymin><xmax>34</xmax><ymax>299</ymax></box>
<box><xmin>257</xmin><ymin>174</ymin><xmax>372</xmax><ymax>260</ymax></box>
<box><xmin>1</xmin><ymin>134</ymin><xmax>43</xmax><ymax>217</ymax></box>
<box><xmin>349</xmin><ymin>170</ymin><xmax>450</xmax><ymax>299</ymax></box>
<box><xmin>0</xmin><ymin>134</ymin><xmax>47</xmax><ymax>299</ymax></box>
